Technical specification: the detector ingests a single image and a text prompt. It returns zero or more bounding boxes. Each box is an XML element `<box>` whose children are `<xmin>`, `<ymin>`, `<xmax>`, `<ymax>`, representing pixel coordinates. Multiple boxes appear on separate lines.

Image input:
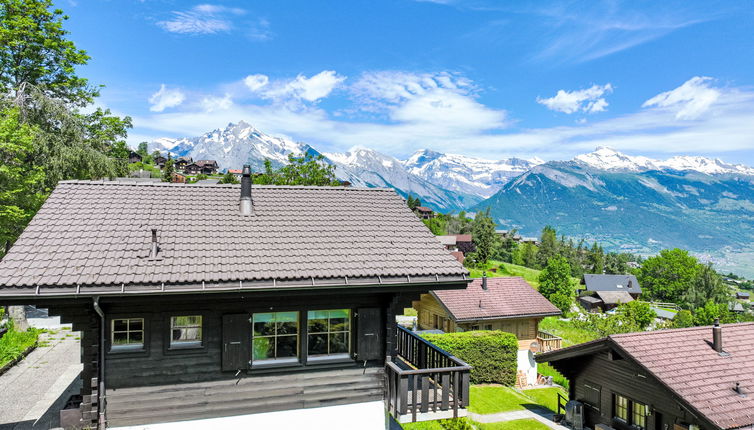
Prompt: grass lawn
<box><xmin>401</xmin><ymin>420</ymin><xmax>445</xmax><ymax>430</ymax></box>
<box><xmin>538</xmin><ymin>316</ymin><xmax>599</xmax><ymax>347</ymax></box>
<box><xmin>0</xmin><ymin>327</ymin><xmax>39</xmax><ymax>368</ymax></box>
<box><xmin>468</xmin><ymin>385</ymin><xmax>565</xmax><ymax>415</ymax></box>
<box><xmin>522</xmin><ymin>387</ymin><xmax>565</xmax><ymax>413</ymax></box>
<box><xmin>477</xmin><ymin>419</ymin><xmax>552</xmax><ymax>430</ymax></box>
<box><xmin>467</xmin><ymin>261</ymin><xmax>543</xmax><ymax>289</ymax></box>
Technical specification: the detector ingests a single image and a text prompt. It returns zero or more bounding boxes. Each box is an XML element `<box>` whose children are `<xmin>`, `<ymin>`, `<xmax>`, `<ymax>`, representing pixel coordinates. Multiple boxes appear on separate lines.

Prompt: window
<box><xmin>470</xmin><ymin>325</ymin><xmax>480</xmax><ymax>331</ymax></box>
<box><xmin>614</xmin><ymin>394</ymin><xmax>629</xmax><ymax>421</ymax></box>
<box><xmin>170</xmin><ymin>315</ymin><xmax>202</xmax><ymax>348</ymax></box>
<box><xmin>583</xmin><ymin>382</ymin><xmax>601</xmax><ymax>410</ymax></box>
<box><xmin>307</xmin><ymin>309</ymin><xmax>350</xmax><ymax>357</ymax></box>
<box><xmin>111</xmin><ymin>318</ymin><xmax>144</xmax><ymax>350</ymax></box>
<box><xmin>632</xmin><ymin>401</ymin><xmax>648</xmax><ymax>429</ymax></box>
<box><xmin>252</xmin><ymin>312</ymin><xmax>299</xmax><ymax>362</ymax></box>
<box><xmin>484</xmin><ymin>324</ymin><xmax>493</xmax><ymax>330</ymax></box>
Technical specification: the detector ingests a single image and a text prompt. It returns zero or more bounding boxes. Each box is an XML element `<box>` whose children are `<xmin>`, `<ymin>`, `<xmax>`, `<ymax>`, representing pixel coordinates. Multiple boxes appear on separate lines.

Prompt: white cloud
<box><xmin>642</xmin><ymin>76</ymin><xmax>720</xmax><ymax>120</ymax></box>
<box><xmin>148</xmin><ymin>84</ymin><xmax>185</xmax><ymax>112</ymax></box>
<box><xmin>264</xmin><ymin>71</ymin><xmax>346</xmax><ymax>102</ymax></box>
<box><xmin>537</xmin><ymin>84</ymin><xmax>613</xmax><ymax>114</ymax></box>
<box><xmin>157</xmin><ymin>4</ymin><xmax>246</xmax><ymax>35</ymax></box>
<box><xmin>243</xmin><ymin>74</ymin><xmax>270</xmax><ymax>92</ymax></box>
<box><xmin>129</xmin><ymin>74</ymin><xmax>754</xmax><ymax>163</ymax></box>
<box><xmin>200</xmin><ymin>94</ymin><xmax>233</xmax><ymax>112</ymax></box>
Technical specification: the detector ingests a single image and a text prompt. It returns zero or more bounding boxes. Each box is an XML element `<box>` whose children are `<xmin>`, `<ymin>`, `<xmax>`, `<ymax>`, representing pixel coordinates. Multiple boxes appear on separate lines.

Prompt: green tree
<box><xmin>423</xmin><ymin>217</ymin><xmax>447</xmax><ymax>236</ymax></box>
<box><xmin>520</xmin><ymin>242</ymin><xmax>538</xmax><ymax>268</ymax></box>
<box><xmin>256</xmin><ymin>154</ymin><xmax>340</xmax><ymax>186</ymax></box>
<box><xmin>472</xmin><ymin>208</ymin><xmax>497</xmax><ymax>266</ymax></box>
<box><xmin>0</xmin><ymin>0</ymin><xmax>96</xmax><ymax>105</ymax></box>
<box><xmin>161</xmin><ymin>158</ymin><xmax>174</xmax><ymax>182</ymax></box>
<box><xmin>536</xmin><ymin>226</ymin><xmax>558</xmax><ymax>268</ymax></box>
<box><xmin>639</xmin><ymin>249</ymin><xmax>701</xmax><ymax>303</ymax></box>
<box><xmin>673</xmin><ymin>310</ymin><xmax>694</xmax><ymax>328</ymax></box>
<box><xmin>617</xmin><ymin>301</ymin><xmax>656</xmax><ymax>330</ymax></box>
<box><xmin>586</xmin><ymin>242</ymin><xmax>605</xmax><ymax>274</ymax></box>
<box><xmin>407</xmin><ymin>195</ymin><xmax>419</xmax><ymax>210</ymax></box>
<box><xmin>219</xmin><ymin>171</ymin><xmax>239</xmax><ymax>184</ymax></box>
<box><xmin>681</xmin><ymin>263</ymin><xmax>729</xmax><ymax>310</ymax></box>
<box><xmin>0</xmin><ymin>108</ymin><xmax>44</xmax><ymax>253</ymax></box>
<box><xmin>693</xmin><ymin>300</ymin><xmax>733</xmax><ymax>326</ymax></box>
<box><xmin>538</xmin><ymin>255</ymin><xmax>574</xmax><ymax>313</ymax></box>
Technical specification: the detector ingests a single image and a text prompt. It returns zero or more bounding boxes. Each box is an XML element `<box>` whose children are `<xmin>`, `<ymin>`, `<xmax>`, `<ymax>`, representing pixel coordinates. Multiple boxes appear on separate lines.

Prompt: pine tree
<box><xmin>538</xmin><ymin>255</ymin><xmax>574</xmax><ymax>313</ymax></box>
<box><xmin>536</xmin><ymin>225</ymin><xmax>558</xmax><ymax>268</ymax></box>
<box><xmin>162</xmin><ymin>158</ymin><xmax>174</xmax><ymax>182</ymax></box>
<box><xmin>472</xmin><ymin>208</ymin><xmax>497</xmax><ymax>266</ymax></box>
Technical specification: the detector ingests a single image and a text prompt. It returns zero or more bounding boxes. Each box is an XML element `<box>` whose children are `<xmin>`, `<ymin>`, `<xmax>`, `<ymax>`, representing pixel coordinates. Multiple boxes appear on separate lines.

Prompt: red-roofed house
<box><xmin>536</xmin><ymin>321</ymin><xmax>754</xmax><ymax>430</ymax></box>
<box><xmin>413</xmin><ymin>276</ymin><xmax>561</xmax><ymax>385</ymax></box>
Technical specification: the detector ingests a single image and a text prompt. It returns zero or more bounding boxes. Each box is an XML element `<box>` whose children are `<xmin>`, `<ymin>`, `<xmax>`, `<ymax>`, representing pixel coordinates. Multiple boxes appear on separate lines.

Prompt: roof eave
<box><xmin>454</xmin><ymin>311</ymin><xmax>562</xmax><ymax>323</ymax></box>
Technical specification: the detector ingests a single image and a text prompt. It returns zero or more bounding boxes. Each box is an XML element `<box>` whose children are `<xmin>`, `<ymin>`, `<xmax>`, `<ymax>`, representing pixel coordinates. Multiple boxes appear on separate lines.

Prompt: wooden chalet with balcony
<box><xmin>0</xmin><ymin>166</ymin><xmax>471</xmax><ymax>429</ymax></box>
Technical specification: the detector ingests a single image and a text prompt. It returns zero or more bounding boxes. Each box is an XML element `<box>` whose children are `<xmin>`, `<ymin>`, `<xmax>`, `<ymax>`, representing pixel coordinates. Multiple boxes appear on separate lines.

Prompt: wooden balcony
<box><xmin>537</xmin><ymin>330</ymin><xmax>563</xmax><ymax>352</ymax></box>
<box><xmin>385</xmin><ymin>326</ymin><xmax>471</xmax><ymax>424</ymax></box>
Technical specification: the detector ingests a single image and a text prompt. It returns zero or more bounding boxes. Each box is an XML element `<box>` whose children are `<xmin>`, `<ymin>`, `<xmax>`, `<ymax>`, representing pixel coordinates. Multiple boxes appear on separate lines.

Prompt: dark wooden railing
<box><xmin>557</xmin><ymin>391</ymin><xmax>568</xmax><ymax>415</ymax></box>
<box><xmin>385</xmin><ymin>326</ymin><xmax>471</xmax><ymax>423</ymax></box>
<box><xmin>537</xmin><ymin>330</ymin><xmax>563</xmax><ymax>352</ymax></box>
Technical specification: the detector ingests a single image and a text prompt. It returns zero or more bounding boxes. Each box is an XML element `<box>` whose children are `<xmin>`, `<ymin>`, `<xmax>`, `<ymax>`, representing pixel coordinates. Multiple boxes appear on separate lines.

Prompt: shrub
<box><xmin>421</xmin><ymin>331</ymin><xmax>518</xmax><ymax>386</ymax></box>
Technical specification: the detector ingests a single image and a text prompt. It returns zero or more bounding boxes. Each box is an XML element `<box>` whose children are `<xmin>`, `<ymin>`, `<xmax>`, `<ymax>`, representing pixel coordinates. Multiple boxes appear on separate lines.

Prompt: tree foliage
<box><xmin>538</xmin><ymin>255</ymin><xmax>574</xmax><ymax>313</ymax></box>
<box><xmin>254</xmin><ymin>154</ymin><xmax>340</xmax><ymax>186</ymax></box>
<box><xmin>470</xmin><ymin>208</ymin><xmax>497</xmax><ymax>267</ymax></box>
<box><xmin>536</xmin><ymin>226</ymin><xmax>558</xmax><ymax>268</ymax></box>
<box><xmin>639</xmin><ymin>249</ymin><xmax>705</xmax><ymax>306</ymax></box>
<box><xmin>0</xmin><ymin>0</ymin><xmax>96</xmax><ymax>105</ymax></box>
<box><xmin>219</xmin><ymin>171</ymin><xmax>239</xmax><ymax>184</ymax></box>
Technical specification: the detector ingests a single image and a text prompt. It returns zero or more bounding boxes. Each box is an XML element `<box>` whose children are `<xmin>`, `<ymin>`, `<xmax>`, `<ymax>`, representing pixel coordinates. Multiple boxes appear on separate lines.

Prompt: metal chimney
<box><xmin>713</xmin><ymin>318</ymin><xmax>723</xmax><ymax>353</ymax></box>
<box><xmin>149</xmin><ymin>228</ymin><xmax>158</xmax><ymax>259</ymax></box>
<box><xmin>240</xmin><ymin>164</ymin><xmax>253</xmax><ymax>216</ymax></box>
<box><xmin>481</xmin><ymin>272</ymin><xmax>488</xmax><ymax>290</ymax></box>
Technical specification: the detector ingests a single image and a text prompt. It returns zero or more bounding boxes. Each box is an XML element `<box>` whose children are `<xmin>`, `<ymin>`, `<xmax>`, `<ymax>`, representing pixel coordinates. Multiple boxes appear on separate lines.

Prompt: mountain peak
<box><xmin>575</xmin><ymin>147</ymin><xmax>656</xmax><ymax>172</ymax></box>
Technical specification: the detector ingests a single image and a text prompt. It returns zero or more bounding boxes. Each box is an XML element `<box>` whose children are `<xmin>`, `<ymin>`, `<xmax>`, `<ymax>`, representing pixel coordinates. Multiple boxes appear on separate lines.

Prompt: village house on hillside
<box><xmin>0</xmin><ymin>167</ymin><xmax>472</xmax><ymax>429</ymax></box>
<box><xmin>174</xmin><ymin>156</ymin><xmax>193</xmax><ymax>171</ymax></box>
<box><xmin>537</xmin><ymin>321</ymin><xmax>754</xmax><ymax>430</ymax></box>
<box><xmin>413</xmin><ymin>206</ymin><xmax>434</xmax><ymax>219</ymax></box>
<box><xmin>413</xmin><ymin>276</ymin><xmax>561</xmax><ymax>385</ymax></box>
<box><xmin>128</xmin><ymin>151</ymin><xmax>142</xmax><ymax>164</ymax></box>
<box><xmin>578</xmin><ymin>274</ymin><xmax>642</xmax><ymax>312</ymax></box>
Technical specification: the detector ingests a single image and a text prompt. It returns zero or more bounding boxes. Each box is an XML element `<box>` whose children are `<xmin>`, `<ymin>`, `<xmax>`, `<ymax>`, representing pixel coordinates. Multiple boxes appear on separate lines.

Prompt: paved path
<box><xmin>469</xmin><ymin>406</ymin><xmax>569</xmax><ymax>429</ymax></box>
<box><xmin>0</xmin><ymin>329</ymin><xmax>82</xmax><ymax>430</ymax></box>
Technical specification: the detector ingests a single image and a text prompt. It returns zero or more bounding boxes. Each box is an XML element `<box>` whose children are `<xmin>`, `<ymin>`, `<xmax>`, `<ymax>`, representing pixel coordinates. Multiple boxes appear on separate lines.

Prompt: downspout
<box><xmin>92</xmin><ymin>297</ymin><xmax>106</xmax><ymax>429</ymax></box>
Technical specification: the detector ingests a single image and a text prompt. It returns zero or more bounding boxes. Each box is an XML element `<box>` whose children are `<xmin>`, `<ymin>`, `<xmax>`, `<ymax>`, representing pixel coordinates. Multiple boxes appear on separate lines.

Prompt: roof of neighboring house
<box><xmin>176</xmin><ymin>156</ymin><xmax>192</xmax><ymax>163</ymax></box>
<box><xmin>595</xmin><ymin>290</ymin><xmax>635</xmax><ymax>305</ymax></box>
<box><xmin>414</xmin><ymin>206</ymin><xmax>432</xmax><ymax>212</ymax></box>
<box><xmin>436</xmin><ymin>235</ymin><xmax>457</xmax><ymax>246</ymax></box>
<box><xmin>432</xmin><ymin>277</ymin><xmax>561</xmax><ymax>322</ymax></box>
<box><xmin>537</xmin><ymin>322</ymin><xmax>754</xmax><ymax>430</ymax></box>
<box><xmin>194</xmin><ymin>179</ymin><xmax>220</xmax><ymax>185</ymax></box>
<box><xmin>195</xmin><ymin>160</ymin><xmax>218</xmax><ymax>167</ymax></box>
<box><xmin>650</xmin><ymin>307</ymin><xmax>677</xmax><ymax>320</ymax></box>
<box><xmin>449</xmin><ymin>251</ymin><xmax>464</xmax><ymax>264</ymax></box>
<box><xmin>227</xmin><ymin>169</ymin><xmax>242</xmax><ymax>174</ymax></box>
<box><xmin>578</xmin><ymin>295</ymin><xmax>603</xmax><ymax>304</ymax></box>
<box><xmin>583</xmin><ymin>274</ymin><xmax>642</xmax><ymax>294</ymax></box>
<box><xmin>0</xmin><ymin>181</ymin><xmax>468</xmax><ymax>297</ymax></box>
<box><xmin>729</xmin><ymin>302</ymin><xmax>745</xmax><ymax>312</ymax></box>
<box><xmin>737</xmin><ymin>292</ymin><xmax>750</xmax><ymax>297</ymax></box>
<box><xmin>455</xmin><ymin>234</ymin><xmax>472</xmax><ymax>243</ymax></box>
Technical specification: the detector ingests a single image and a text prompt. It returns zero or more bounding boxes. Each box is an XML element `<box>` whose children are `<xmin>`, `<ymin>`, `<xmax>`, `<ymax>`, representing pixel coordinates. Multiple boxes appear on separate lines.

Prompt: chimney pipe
<box><xmin>240</xmin><ymin>164</ymin><xmax>253</xmax><ymax>216</ymax></box>
<box><xmin>713</xmin><ymin>318</ymin><xmax>723</xmax><ymax>353</ymax></box>
<box><xmin>150</xmin><ymin>228</ymin><xmax>158</xmax><ymax>259</ymax></box>
<box><xmin>482</xmin><ymin>272</ymin><xmax>488</xmax><ymax>290</ymax></box>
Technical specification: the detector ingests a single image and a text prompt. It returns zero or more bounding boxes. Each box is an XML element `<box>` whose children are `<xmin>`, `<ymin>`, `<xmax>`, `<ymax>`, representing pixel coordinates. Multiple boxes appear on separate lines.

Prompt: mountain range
<box><xmin>147</xmin><ymin>122</ymin><xmax>754</xmax><ymax>276</ymax></box>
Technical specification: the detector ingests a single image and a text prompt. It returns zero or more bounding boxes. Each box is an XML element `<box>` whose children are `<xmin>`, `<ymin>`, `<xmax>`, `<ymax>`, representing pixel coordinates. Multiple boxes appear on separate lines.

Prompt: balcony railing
<box><xmin>537</xmin><ymin>330</ymin><xmax>563</xmax><ymax>352</ymax></box>
<box><xmin>385</xmin><ymin>326</ymin><xmax>471</xmax><ymax>423</ymax></box>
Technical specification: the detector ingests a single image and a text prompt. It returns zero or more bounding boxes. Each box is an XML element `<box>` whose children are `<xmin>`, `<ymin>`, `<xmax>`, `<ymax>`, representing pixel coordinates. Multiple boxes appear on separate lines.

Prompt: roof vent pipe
<box><xmin>482</xmin><ymin>272</ymin><xmax>488</xmax><ymax>290</ymax></box>
<box><xmin>713</xmin><ymin>318</ymin><xmax>723</xmax><ymax>353</ymax></box>
<box><xmin>240</xmin><ymin>164</ymin><xmax>253</xmax><ymax>216</ymax></box>
<box><xmin>150</xmin><ymin>229</ymin><xmax>158</xmax><ymax>259</ymax></box>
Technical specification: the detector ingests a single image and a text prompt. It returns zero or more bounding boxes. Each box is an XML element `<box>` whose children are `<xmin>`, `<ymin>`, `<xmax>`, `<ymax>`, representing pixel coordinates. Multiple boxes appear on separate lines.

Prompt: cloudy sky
<box><xmin>66</xmin><ymin>0</ymin><xmax>754</xmax><ymax>163</ymax></box>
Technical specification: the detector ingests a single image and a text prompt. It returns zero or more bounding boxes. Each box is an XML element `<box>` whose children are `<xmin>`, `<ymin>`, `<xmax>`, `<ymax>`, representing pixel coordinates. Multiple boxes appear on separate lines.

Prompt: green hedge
<box><xmin>421</xmin><ymin>331</ymin><xmax>518</xmax><ymax>386</ymax></box>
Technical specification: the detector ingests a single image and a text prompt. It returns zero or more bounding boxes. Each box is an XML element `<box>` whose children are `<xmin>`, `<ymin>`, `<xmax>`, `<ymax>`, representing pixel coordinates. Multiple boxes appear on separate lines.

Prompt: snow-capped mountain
<box><xmin>574</xmin><ymin>146</ymin><xmax>754</xmax><ymax>176</ymax></box>
<box><xmin>403</xmin><ymin>149</ymin><xmax>543</xmax><ymax>198</ymax></box>
<box><xmin>148</xmin><ymin>121</ymin><xmax>314</xmax><ymax>172</ymax></box>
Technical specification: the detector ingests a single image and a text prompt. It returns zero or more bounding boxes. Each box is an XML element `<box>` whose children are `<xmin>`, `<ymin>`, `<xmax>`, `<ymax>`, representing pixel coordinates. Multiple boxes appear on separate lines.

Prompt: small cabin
<box><xmin>128</xmin><ymin>151</ymin><xmax>142</xmax><ymax>163</ymax></box>
<box><xmin>736</xmin><ymin>291</ymin><xmax>750</xmax><ymax>300</ymax></box>
<box><xmin>413</xmin><ymin>206</ymin><xmax>434</xmax><ymax>219</ymax></box>
<box><xmin>579</xmin><ymin>274</ymin><xmax>642</xmax><ymax>312</ymax></box>
<box><xmin>537</xmin><ymin>322</ymin><xmax>754</xmax><ymax>430</ymax></box>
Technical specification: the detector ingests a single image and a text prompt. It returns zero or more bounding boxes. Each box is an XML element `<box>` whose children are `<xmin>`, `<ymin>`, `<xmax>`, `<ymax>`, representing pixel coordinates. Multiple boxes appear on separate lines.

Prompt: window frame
<box><xmin>614</xmin><ymin>393</ymin><xmax>629</xmax><ymax>422</ymax></box>
<box><xmin>108</xmin><ymin>315</ymin><xmax>149</xmax><ymax>355</ymax></box>
<box><xmin>251</xmin><ymin>311</ymin><xmax>301</xmax><ymax>365</ymax></box>
<box><xmin>305</xmin><ymin>309</ymin><xmax>352</xmax><ymax>361</ymax></box>
<box><xmin>165</xmin><ymin>314</ymin><xmax>206</xmax><ymax>352</ymax></box>
<box><xmin>632</xmin><ymin>401</ymin><xmax>648</xmax><ymax>430</ymax></box>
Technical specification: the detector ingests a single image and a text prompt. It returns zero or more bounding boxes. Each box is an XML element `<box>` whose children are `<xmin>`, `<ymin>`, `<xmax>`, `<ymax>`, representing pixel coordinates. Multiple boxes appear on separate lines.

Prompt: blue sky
<box><xmin>65</xmin><ymin>0</ymin><xmax>754</xmax><ymax>163</ymax></box>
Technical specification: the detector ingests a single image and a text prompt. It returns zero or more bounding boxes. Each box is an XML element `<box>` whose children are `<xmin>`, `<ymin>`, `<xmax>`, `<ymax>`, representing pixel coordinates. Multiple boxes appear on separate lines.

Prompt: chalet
<box><xmin>414</xmin><ymin>206</ymin><xmax>434</xmax><ymax>219</ymax></box>
<box><xmin>128</xmin><ymin>151</ymin><xmax>142</xmax><ymax>164</ymax></box>
<box><xmin>413</xmin><ymin>276</ymin><xmax>561</xmax><ymax>385</ymax></box>
<box><xmin>579</xmin><ymin>274</ymin><xmax>642</xmax><ymax>312</ymax></box>
<box><xmin>0</xmin><ymin>167</ymin><xmax>471</xmax><ymax>429</ymax></box>
<box><xmin>195</xmin><ymin>160</ymin><xmax>219</xmax><ymax>174</ymax></box>
<box><xmin>436</xmin><ymin>235</ymin><xmax>458</xmax><ymax>250</ymax></box>
<box><xmin>153</xmin><ymin>155</ymin><xmax>167</xmax><ymax>168</ymax></box>
<box><xmin>174</xmin><ymin>156</ymin><xmax>193</xmax><ymax>171</ymax></box>
<box><xmin>228</xmin><ymin>169</ymin><xmax>243</xmax><ymax>180</ymax></box>
<box><xmin>455</xmin><ymin>234</ymin><xmax>474</xmax><ymax>255</ymax></box>
<box><xmin>736</xmin><ymin>291</ymin><xmax>750</xmax><ymax>300</ymax></box>
<box><xmin>536</xmin><ymin>321</ymin><xmax>754</xmax><ymax>430</ymax></box>
<box><xmin>170</xmin><ymin>172</ymin><xmax>187</xmax><ymax>183</ymax></box>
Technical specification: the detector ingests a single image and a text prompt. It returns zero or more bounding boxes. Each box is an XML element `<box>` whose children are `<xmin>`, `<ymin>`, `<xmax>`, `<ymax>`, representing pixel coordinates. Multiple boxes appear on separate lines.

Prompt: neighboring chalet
<box><xmin>537</xmin><ymin>321</ymin><xmax>754</xmax><ymax>430</ymax></box>
<box><xmin>153</xmin><ymin>155</ymin><xmax>167</xmax><ymax>168</ymax></box>
<box><xmin>170</xmin><ymin>172</ymin><xmax>187</xmax><ymax>183</ymax></box>
<box><xmin>414</xmin><ymin>206</ymin><xmax>434</xmax><ymax>219</ymax></box>
<box><xmin>0</xmin><ymin>168</ymin><xmax>472</xmax><ymax>429</ymax></box>
<box><xmin>183</xmin><ymin>162</ymin><xmax>203</xmax><ymax>175</ymax></box>
<box><xmin>128</xmin><ymin>151</ymin><xmax>142</xmax><ymax>164</ymax></box>
<box><xmin>228</xmin><ymin>169</ymin><xmax>243</xmax><ymax>179</ymax></box>
<box><xmin>413</xmin><ymin>276</ymin><xmax>562</xmax><ymax>385</ymax></box>
<box><xmin>195</xmin><ymin>160</ymin><xmax>219</xmax><ymax>174</ymax></box>
<box><xmin>579</xmin><ymin>274</ymin><xmax>641</xmax><ymax>312</ymax></box>
<box><xmin>736</xmin><ymin>291</ymin><xmax>750</xmax><ymax>300</ymax></box>
<box><xmin>174</xmin><ymin>156</ymin><xmax>193</xmax><ymax>171</ymax></box>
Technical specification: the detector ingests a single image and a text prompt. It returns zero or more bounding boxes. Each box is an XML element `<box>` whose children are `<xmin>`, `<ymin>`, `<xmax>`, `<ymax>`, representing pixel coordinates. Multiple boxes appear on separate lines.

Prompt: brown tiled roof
<box><xmin>415</xmin><ymin>206</ymin><xmax>432</xmax><ymax>212</ymax></box>
<box><xmin>0</xmin><ymin>181</ymin><xmax>467</xmax><ymax>295</ymax></box>
<box><xmin>538</xmin><ymin>323</ymin><xmax>754</xmax><ymax>430</ymax></box>
<box><xmin>455</xmin><ymin>234</ymin><xmax>472</xmax><ymax>243</ymax></box>
<box><xmin>610</xmin><ymin>323</ymin><xmax>754</xmax><ymax>430</ymax></box>
<box><xmin>432</xmin><ymin>277</ymin><xmax>561</xmax><ymax>321</ymax></box>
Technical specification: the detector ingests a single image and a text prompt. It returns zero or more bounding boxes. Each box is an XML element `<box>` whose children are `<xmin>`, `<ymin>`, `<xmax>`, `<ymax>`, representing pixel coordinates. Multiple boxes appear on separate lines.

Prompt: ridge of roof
<box><xmin>57</xmin><ymin>180</ymin><xmax>395</xmax><ymax>191</ymax></box>
<box><xmin>608</xmin><ymin>321</ymin><xmax>754</xmax><ymax>340</ymax></box>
